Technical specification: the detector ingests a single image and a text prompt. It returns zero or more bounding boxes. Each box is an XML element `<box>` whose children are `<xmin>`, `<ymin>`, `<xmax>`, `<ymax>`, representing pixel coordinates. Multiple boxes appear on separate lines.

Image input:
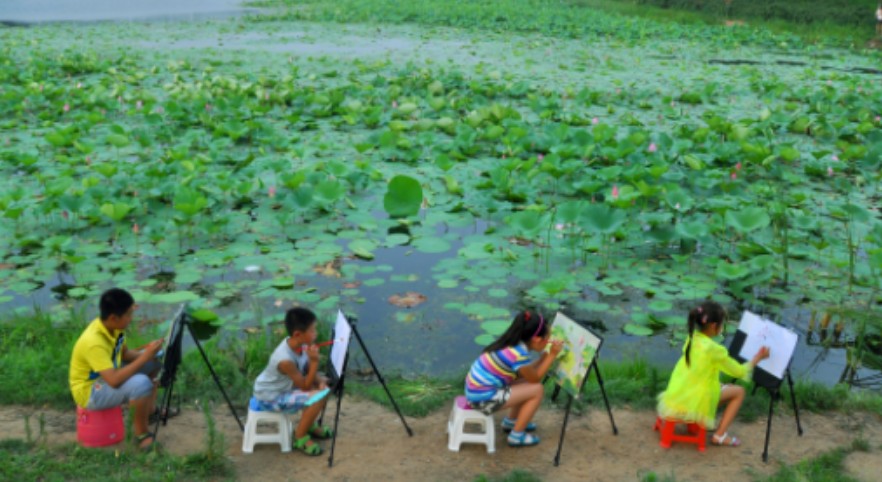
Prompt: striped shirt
<box><xmin>465</xmin><ymin>343</ymin><xmax>533</xmax><ymax>402</ymax></box>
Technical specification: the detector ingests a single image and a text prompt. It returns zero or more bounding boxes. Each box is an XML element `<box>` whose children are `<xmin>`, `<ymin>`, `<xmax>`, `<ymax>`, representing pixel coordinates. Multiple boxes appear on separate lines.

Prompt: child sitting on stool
<box><xmin>252</xmin><ymin>307</ymin><xmax>333</xmax><ymax>455</ymax></box>
<box><xmin>657</xmin><ymin>301</ymin><xmax>769</xmax><ymax>447</ymax></box>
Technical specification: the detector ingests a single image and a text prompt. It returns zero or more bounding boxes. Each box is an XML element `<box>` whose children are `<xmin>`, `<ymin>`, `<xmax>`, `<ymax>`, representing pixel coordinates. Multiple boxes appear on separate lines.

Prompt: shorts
<box><xmin>467</xmin><ymin>386</ymin><xmax>512</xmax><ymax>416</ymax></box>
<box><xmin>87</xmin><ymin>360</ymin><xmax>160</xmax><ymax>411</ymax></box>
<box><xmin>250</xmin><ymin>390</ymin><xmax>311</xmax><ymax>413</ymax></box>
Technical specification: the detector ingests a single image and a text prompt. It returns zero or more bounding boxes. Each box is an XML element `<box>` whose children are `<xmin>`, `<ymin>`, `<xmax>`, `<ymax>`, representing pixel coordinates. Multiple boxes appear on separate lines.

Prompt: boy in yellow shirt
<box><xmin>69</xmin><ymin>288</ymin><xmax>163</xmax><ymax>450</ymax></box>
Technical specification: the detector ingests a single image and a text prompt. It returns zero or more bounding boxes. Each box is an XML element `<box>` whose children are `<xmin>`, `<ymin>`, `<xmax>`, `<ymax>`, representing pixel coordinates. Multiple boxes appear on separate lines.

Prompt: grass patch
<box><xmin>3</xmin><ymin>311</ymin><xmax>880</xmax><ymax>426</ymax></box>
<box><xmin>762</xmin><ymin>446</ymin><xmax>859</xmax><ymax>482</ymax></box>
<box><xmin>347</xmin><ymin>375</ymin><xmax>463</xmax><ymax>417</ymax></box>
<box><xmin>0</xmin><ymin>439</ymin><xmax>233</xmax><ymax>481</ymax></box>
<box><xmin>474</xmin><ymin>469</ymin><xmax>542</xmax><ymax>482</ymax></box>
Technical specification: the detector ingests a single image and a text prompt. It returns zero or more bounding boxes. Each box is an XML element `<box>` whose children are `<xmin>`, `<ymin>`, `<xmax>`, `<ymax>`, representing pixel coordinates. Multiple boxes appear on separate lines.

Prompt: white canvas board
<box><xmin>737</xmin><ymin>311</ymin><xmax>798</xmax><ymax>380</ymax></box>
<box><xmin>330</xmin><ymin>310</ymin><xmax>352</xmax><ymax>378</ymax></box>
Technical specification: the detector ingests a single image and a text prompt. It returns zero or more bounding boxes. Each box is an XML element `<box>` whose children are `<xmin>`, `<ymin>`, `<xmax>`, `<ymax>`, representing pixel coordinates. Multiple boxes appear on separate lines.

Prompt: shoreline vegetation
<box><xmin>248</xmin><ymin>0</ymin><xmax>882</xmax><ymax>47</ymax></box>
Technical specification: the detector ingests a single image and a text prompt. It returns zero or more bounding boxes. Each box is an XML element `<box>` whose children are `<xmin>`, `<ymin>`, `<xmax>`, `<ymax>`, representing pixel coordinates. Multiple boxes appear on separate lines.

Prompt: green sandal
<box><xmin>309</xmin><ymin>423</ymin><xmax>334</xmax><ymax>440</ymax></box>
<box><xmin>293</xmin><ymin>435</ymin><xmax>323</xmax><ymax>456</ymax></box>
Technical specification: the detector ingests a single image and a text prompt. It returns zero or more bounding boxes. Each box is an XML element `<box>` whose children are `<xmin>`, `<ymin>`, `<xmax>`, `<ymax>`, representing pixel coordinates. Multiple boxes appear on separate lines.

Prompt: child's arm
<box><xmin>517</xmin><ymin>340</ymin><xmax>564</xmax><ymax>383</ymax></box>
<box><xmin>278</xmin><ymin>345</ymin><xmax>320</xmax><ymax>391</ymax></box>
<box><xmin>98</xmin><ymin>339</ymin><xmax>163</xmax><ymax>388</ymax></box>
<box><xmin>714</xmin><ymin>344</ymin><xmax>770</xmax><ymax>381</ymax></box>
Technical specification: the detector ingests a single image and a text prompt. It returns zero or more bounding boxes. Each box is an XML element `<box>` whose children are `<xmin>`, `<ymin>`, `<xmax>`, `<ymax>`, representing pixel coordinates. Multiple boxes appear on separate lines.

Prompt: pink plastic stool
<box><xmin>76</xmin><ymin>406</ymin><xmax>125</xmax><ymax>448</ymax></box>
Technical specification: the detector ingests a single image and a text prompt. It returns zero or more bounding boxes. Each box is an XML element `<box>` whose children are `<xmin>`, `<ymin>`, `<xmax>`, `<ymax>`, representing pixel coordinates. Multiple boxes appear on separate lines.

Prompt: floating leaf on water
<box><xmin>437</xmin><ymin>279</ymin><xmax>458</xmax><ymax>289</ymax></box>
<box><xmin>622</xmin><ymin>324</ymin><xmax>653</xmax><ymax>336</ymax></box>
<box><xmin>151</xmin><ymin>291</ymin><xmax>200</xmax><ymax>304</ymax></box>
<box><xmin>388</xmin><ymin>291</ymin><xmax>427</xmax><ymax>308</ymax></box>
<box><xmin>413</xmin><ymin>237</ymin><xmax>452</xmax><ymax>254</ymax></box>
<box><xmin>648</xmin><ymin>300</ymin><xmax>673</xmax><ymax>312</ymax></box>
<box><xmin>487</xmin><ymin>288</ymin><xmax>508</xmax><ymax>298</ymax></box>
<box><xmin>474</xmin><ymin>333</ymin><xmax>496</xmax><ymax>346</ymax></box>
<box><xmin>189</xmin><ymin>308</ymin><xmax>219</xmax><ymax>323</ymax></box>
<box><xmin>385</xmin><ymin>233</ymin><xmax>410</xmax><ymax>246</ymax></box>
<box><xmin>348</xmin><ymin>239</ymin><xmax>377</xmax><ymax>260</ymax></box>
<box><xmin>272</xmin><ymin>279</ymin><xmax>295</xmax><ymax>289</ymax></box>
<box><xmin>481</xmin><ymin>320</ymin><xmax>511</xmax><ymax>336</ymax></box>
<box><xmin>362</xmin><ymin>278</ymin><xmax>385</xmax><ymax>287</ymax></box>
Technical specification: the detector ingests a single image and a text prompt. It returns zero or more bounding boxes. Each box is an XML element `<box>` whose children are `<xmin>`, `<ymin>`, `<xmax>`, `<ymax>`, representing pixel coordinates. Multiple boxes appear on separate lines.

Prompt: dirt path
<box><xmin>2</xmin><ymin>399</ymin><xmax>881</xmax><ymax>481</ymax></box>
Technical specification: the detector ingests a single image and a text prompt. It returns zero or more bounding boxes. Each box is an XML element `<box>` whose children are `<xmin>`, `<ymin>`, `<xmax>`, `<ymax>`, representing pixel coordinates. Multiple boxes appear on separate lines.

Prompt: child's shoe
<box><xmin>501</xmin><ymin>417</ymin><xmax>537</xmax><ymax>433</ymax></box>
<box><xmin>507</xmin><ymin>430</ymin><xmax>540</xmax><ymax>447</ymax></box>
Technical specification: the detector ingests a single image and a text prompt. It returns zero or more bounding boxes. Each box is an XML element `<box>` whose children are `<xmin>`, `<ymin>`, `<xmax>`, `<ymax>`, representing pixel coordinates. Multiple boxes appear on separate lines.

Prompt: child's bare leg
<box><xmin>502</xmin><ymin>383</ymin><xmax>543</xmax><ymax>432</ymax></box>
<box><xmin>715</xmin><ymin>385</ymin><xmax>745</xmax><ymax>437</ymax></box>
<box><xmin>294</xmin><ymin>396</ymin><xmax>327</xmax><ymax>440</ymax></box>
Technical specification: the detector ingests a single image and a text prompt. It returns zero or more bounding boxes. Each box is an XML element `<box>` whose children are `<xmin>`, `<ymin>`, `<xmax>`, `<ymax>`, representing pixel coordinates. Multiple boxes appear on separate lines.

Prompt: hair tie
<box><xmin>532</xmin><ymin>313</ymin><xmax>545</xmax><ymax>338</ymax></box>
<box><xmin>524</xmin><ymin>311</ymin><xmax>531</xmax><ymax>321</ymax></box>
<box><xmin>697</xmin><ymin>306</ymin><xmax>703</xmax><ymax>314</ymax></box>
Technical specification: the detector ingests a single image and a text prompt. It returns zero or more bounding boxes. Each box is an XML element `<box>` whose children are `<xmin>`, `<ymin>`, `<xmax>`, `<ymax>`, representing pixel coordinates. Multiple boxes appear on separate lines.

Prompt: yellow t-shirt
<box><xmin>657</xmin><ymin>331</ymin><xmax>752</xmax><ymax>428</ymax></box>
<box><xmin>69</xmin><ymin>318</ymin><xmax>125</xmax><ymax>408</ymax></box>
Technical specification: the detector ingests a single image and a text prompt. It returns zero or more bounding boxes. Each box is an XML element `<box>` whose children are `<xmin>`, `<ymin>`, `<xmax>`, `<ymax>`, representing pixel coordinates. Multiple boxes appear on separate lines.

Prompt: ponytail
<box><xmin>684</xmin><ymin>301</ymin><xmax>727</xmax><ymax>367</ymax></box>
<box><xmin>484</xmin><ymin>310</ymin><xmax>548</xmax><ymax>353</ymax></box>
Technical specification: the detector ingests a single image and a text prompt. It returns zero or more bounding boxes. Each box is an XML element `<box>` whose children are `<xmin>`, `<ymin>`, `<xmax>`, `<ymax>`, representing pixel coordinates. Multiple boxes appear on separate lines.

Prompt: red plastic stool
<box><xmin>654</xmin><ymin>416</ymin><xmax>706</xmax><ymax>452</ymax></box>
<box><xmin>76</xmin><ymin>406</ymin><xmax>125</xmax><ymax>448</ymax></box>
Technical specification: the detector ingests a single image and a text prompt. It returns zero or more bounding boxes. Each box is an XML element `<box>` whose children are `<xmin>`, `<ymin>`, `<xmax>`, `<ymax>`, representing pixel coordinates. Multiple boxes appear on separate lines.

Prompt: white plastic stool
<box><xmin>447</xmin><ymin>395</ymin><xmax>495</xmax><ymax>453</ymax></box>
<box><xmin>242</xmin><ymin>402</ymin><xmax>293</xmax><ymax>453</ymax></box>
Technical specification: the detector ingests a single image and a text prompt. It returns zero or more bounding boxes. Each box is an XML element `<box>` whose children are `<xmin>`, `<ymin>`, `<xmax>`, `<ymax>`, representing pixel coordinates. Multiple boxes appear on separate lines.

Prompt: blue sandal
<box><xmin>501</xmin><ymin>417</ymin><xmax>537</xmax><ymax>432</ymax></box>
<box><xmin>507</xmin><ymin>431</ymin><xmax>540</xmax><ymax>447</ymax></box>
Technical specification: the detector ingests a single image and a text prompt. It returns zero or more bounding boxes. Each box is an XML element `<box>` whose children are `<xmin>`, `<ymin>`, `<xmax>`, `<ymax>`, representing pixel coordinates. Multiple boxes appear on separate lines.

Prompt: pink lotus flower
<box><xmin>136</xmin><ymin>100</ymin><xmax>143</xmax><ymax>110</ymax></box>
<box><xmin>876</xmin><ymin>116</ymin><xmax>881</xmax><ymax>123</ymax></box>
<box><xmin>392</xmin><ymin>100</ymin><xmax>398</xmax><ymax>109</ymax></box>
<box><xmin>612</xmin><ymin>185</ymin><xmax>619</xmax><ymax>200</ymax></box>
<box><xmin>39</xmin><ymin>84</ymin><xmax>43</xmax><ymax>92</ymax></box>
<box><xmin>268</xmin><ymin>186</ymin><xmax>276</xmax><ymax>198</ymax></box>
<box><xmin>117</xmin><ymin>95</ymin><xmax>123</xmax><ymax>103</ymax></box>
<box><xmin>827</xmin><ymin>167</ymin><xmax>834</xmax><ymax>176</ymax></box>
<box><xmin>537</xmin><ymin>154</ymin><xmax>544</xmax><ymax>163</ymax></box>
<box><xmin>63</xmin><ymin>103</ymin><xmax>70</xmax><ymax>113</ymax></box>
<box><xmin>555</xmin><ymin>223</ymin><xmax>565</xmax><ymax>231</ymax></box>
<box><xmin>670</xmin><ymin>101</ymin><xmax>675</xmax><ymax>107</ymax></box>
<box><xmin>61</xmin><ymin>210</ymin><xmax>69</xmax><ymax>220</ymax></box>
<box><xmin>85</xmin><ymin>156</ymin><xmax>91</xmax><ymax>165</ymax></box>
<box><xmin>735</xmin><ymin>162</ymin><xmax>742</xmax><ymax>171</ymax></box>
<box><xmin>832</xmin><ymin>155</ymin><xmax>839</xmax><ymax>161</ymax></box>
<box><xmin>132</xmin><ymin>223</ymin><xmax>140</xmax><ymax>234</ymax></box>
<box><xmin>730</xmin><ymin>172</ymin><xmax>737</xmax><ymax>180</ymax></box>
<box><xmin>76</xmin><ymin>82</ymin><xmax>82</xmax><ymax>89</ymax></box>
<box><xmin>154</xmin><ymin>106</ymin><xmax>164</xmax><ymax>114</ymax></box>
<box><xmin>205</xmin><ymin>103</ymin><xmax>212</xmax><ymax>112</ymax></box>
<box><xmin>264</xmin><ymin>92</ymin><xmax>270</xmax><ymax>100</ymax></box>
<box><xmin>592</xmin><ymin>117</ymin><xmax>599</xmax><ymax>125</ymax></box>
<box><xmin>648</xmin><ymin>143</ymin><xmax>657</xmax><ymax>153</ymax></box>
<box><xmin>675</xmin><ymin>203</ymin><xmax>681</xmax><ymax>210</ymax></box>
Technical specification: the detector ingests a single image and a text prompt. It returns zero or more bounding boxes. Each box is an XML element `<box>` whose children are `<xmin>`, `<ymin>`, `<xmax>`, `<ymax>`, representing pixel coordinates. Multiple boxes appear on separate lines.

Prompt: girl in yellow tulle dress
<box><xmin>657</xmin><ymin>301</ymin><xmax>769</xmax><ymax>447</ymax></box>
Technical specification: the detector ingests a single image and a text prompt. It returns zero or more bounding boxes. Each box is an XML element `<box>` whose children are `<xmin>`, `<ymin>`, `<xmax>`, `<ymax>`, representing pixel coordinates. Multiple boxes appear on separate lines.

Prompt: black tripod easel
<box><xmin>729</xmin><ymin>330</ymin><xmax>803</xmax><ymax>462</ymax></box>
<box><xmin>152</xmin><ymin>307</ymin><xmax>243</xmax><ymax>439</ymax></box>
<box><xmin>325</xmin><ymin>314</ymin><xmax>412</xmax><ymax>468</ymax></box>
<box><xmin>552</xmin><ymin>349</ymin><xmax>618</xmax><ymax>466</ymax></box>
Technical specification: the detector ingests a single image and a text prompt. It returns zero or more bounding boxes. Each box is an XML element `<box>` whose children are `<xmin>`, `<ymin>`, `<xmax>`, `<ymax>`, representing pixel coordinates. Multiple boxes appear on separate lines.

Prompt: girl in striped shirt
<box><xmin>465</xmin><ymin>310</ymin><xmax>564</xmax><ymax>447</ymax></box>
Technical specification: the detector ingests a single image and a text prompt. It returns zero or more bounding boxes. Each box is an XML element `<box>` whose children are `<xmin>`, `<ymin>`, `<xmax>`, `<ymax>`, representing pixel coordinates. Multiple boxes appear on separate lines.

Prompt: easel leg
<box><xmin>592</xmin><ymin>360</ymin><xmax>618</xmax><ymax>435</ymax></box>
<box><xmin>553</xmin><ymin>394</ymin><xmax>574</xmax><ymax>467</ymax></box>
<box><xmin>187</xmin><ymin>321</ymin><xmax>244</xmax><ymax>431</ymax></box>
<box><xmin>762</xmin><ymin>390</ymin><xmax>775</xmax><ymax>463</ymax></box>
<box><xmin>786</xmin><ymin>370</ymin><xmax>803</xmax><ymax>436</ymax></box>
<box><xmin>351</xmin><ymin>326</ymin><xmax>413</xmax><ymax>436</ymax></box>
<box><xmin>328</xmin><ymin>376</ymin><xmax>346</xmax><ymax>467</ymax></box>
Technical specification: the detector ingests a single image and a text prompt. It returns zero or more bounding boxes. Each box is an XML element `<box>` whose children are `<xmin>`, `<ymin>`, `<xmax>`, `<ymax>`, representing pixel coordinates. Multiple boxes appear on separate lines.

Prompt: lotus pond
<box><xmin>1</xmin><ymin>5</ymin><xmax>881</xmax><ymax>389</ymax></box>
